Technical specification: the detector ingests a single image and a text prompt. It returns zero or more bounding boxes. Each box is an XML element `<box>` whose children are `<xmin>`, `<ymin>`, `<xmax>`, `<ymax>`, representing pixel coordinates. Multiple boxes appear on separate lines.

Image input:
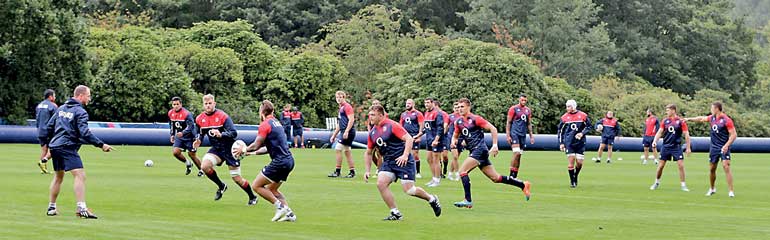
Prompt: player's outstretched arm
<box><xmin>684</xmin><ymin>116</ymin><xmax>709</xmax><ymax>122</ymax></box>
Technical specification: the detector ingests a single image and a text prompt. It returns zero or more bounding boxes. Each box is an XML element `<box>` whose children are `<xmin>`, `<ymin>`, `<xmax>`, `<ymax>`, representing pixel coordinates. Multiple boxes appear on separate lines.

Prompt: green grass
<box><xmin>2</xmin><ymin>144</ymin><xmax>770</xmax><ymax>239</ymax></box>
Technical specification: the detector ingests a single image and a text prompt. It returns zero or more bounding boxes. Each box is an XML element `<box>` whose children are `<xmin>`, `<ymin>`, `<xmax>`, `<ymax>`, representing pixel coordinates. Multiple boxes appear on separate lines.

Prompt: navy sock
<box><xmin>568</xmin><ymin>169</ymin><xmax>576</xmax><ymax>185</ymax></box>
<box><xmin>240</xmin><ymin>181</ymin><xmax>256</xmax><ymax>198</ymax></box>
<box><xmin>498</xmin><ymin>176</ymin><xmax>525</xmax><ymax>188</ymax></box>
<box><xmin>205</xmin><ymin>169</ymin><xmax>225</xmax><ymax>189</ymax></box>
<box><xmin>442</xmin><ymin>160</ymin><xmax>448</xmax><ymax>175</ymax></box>
<box><xmin>510</xmin><ymin>167</ymin><xmax>518</xmax><ymax>178</ymax></box>
<box><xmin>460</xmin><ymin>173</ymin><xmax>472</xmax><ymax>202</ymax></box>
<box><xmin>416</xmin><ymin>161</ymin><xmax>421</xmax><ymax>173</ymax></box>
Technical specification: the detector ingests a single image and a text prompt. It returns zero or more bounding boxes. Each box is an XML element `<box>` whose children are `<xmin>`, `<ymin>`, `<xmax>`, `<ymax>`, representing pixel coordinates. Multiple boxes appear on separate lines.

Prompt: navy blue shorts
<box><xmin>50</xmin><ymin>145</ymin><xmax>83</xmax><ymax>171</ymax></box>
<box><xmin>261</xmin><ymin>160</ymin><xmax>294</xmax><ymax>182</ymax></box>
<box><xmin>660</xmin><ymin>147</ymin><xmax>684</xmax><ymax>161</ymax></box>
<box><xmin>709</xmin><ymin>148</ymin><xmax>731</xmax><ymax>163</ymax></box>
<box><xmin>173</xmin><ymin>137</ymin><xmax>196</xmax><ymax>152</ymax></box>
<box><xmin>337</xmin><ymin>128</ymin><xmax>356</xmax><ymax>146</ymax></box>
<box><xmin>38</xmin><ymin>137</ymin><xmax>48</xmax><ymax>147</ymax></box>
<box><xmin>292</xmin><ymin>127</ymin><xmax>303</xmax><ymax>137</ymax></box>
<box><xmin>468</xmin><ymin>146</ymin><xmax>491</xmax><ymax>167</ymax></box>
<box><xmin>284</xmin><ymin>128</ymin><xmax>291</xmax><ymax>138</ymax></box>
<box><xmin>379</xmin><ymin>156</ymin><xmax>416</xmax><ymax>181</ymax></box>
<box><xmin>412</xmin><ymin>137</ymin><xmax>422</xmax><ymax>150</ymax></box>
<box><xmin>564</xmin><ymin>141</ymin><xmax>586</xmax><ymax>155</ymax></box>
<box><xmin>601</xmin><ymin>136</ymin><xmax>615</xmax><ymax>145</ymax></box>
<box><xmin>642</xmin><ymin>136</ymin><xmax>654</xmax><ymax>148</ymax></box>
<box><xmin>510</xmin><ymin>134</ymin><xmax>526</xmax><ymax>148</ymax></box>
<box><xmin>451</xmin><ymin>141</ymin><xmax>464</xmax><ymax>153</ymax></box>
<box><xmin>208</xmin><ymin>147</ymin><xmax>240</xmax><ymax>167</ymax></box>
<box><xmin>431</xmin><ymin>137</ymin><xmax>447</xmax><ymax>152</ymax></box>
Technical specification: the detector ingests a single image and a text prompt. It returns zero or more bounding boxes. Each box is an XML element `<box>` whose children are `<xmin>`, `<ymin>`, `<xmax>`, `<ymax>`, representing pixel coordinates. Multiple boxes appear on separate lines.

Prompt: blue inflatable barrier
<box><xmin>2</xmin><ymin>126</ymin><xmax>769</xmax><ymax>153</ymax></box>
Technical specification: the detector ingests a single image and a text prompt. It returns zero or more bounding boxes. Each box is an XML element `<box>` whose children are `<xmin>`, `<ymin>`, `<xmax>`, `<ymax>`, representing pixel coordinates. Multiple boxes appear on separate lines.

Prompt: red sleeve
<box><xmin>195</xmin><ymin>115</ymin><xmax>203</xmax><ymax>127</ymax></box>
<box><xmin>367</xmin><ymin>135</ymin><xmax>374</xmax><ymax>148</ymax></box>
<box><xmin>725</xmin><ymin>117</ymin><xmax>735</xmax><ymax>130</ymax></box>
<box><xmin>507</xmin><ymin>107</ymin><xmax>515</xmax><ymax>118</ymax></box>
<box><xmin>681</xmin><ymin>121</ymin><xmax>688</xmax><ymax>132</ymax></box>
<box><xmin>343</xmin><ymin>104</ymin><xmax>354</xmax><ymax>116</ymax></box>
<box><xmin>476</xmin><ymin>116</ymin><xmax>490</xmax><ymax>128</ymax></box>
<box><xmin>258</xmin><ymin>121</ymin><xmax>272</xmax><ymax>138</ymax></box>
<box><xmin>399</xmin><ymin>114</ymin><xmax>404</xmax><ymax>125</ymax></box>
<box><xmin>659</xmin><ymin>121</ymin><xmax>665</xmax><ymax>129</ymax></box>
<box><xmin>417</xmin><ymin>112</ymin><xmax>424</xmax><ymax>123</ymax></box>
<box><xmin>167</xmin><ymin>110</ymin><xmax>173</xmax><ymax>119</ymax></box>
<box><xmin>392</xmin><ymin>121</ymin><xmax>408</xmax><ymax>138</ymax></box>
<box><xmin>454</xmin><ymin>123</ymin><xmax>461</xmax><ymax>134</ymax></box>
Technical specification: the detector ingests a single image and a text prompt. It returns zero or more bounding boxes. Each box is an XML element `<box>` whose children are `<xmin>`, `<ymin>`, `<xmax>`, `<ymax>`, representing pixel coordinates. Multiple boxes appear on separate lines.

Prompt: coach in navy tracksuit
<box><xmin>35</xmin><ymin>89</ymin><xmax>57</xmax><ymax>173</ymax></box>
<box><xmin>44</xmin><ymin>85</ymin><xmax>113</xmax><ymax>219</ymax></box>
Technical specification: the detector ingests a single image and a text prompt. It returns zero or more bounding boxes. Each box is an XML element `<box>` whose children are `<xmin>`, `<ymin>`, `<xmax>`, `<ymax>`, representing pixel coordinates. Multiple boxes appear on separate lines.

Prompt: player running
<box><xmin>35</xmin><ymin>89</ymin><xmax>57</xmax><ymax>174</ymax></box>
<box><xmin>400</xmin><ymin>99</ymin><xmax>425</xmax><ymax>179</ymax></box>
<box><xmin>594</xmin><ymin>111</ymin><xmax>621</xmax><ymax>164</ymax></box>
<box><xmin>452</xmin><ymin>98</ymin><xmax>531</xmax><ymax>208</ymax></box>
<box><xmin>642</xmin><ymin>109</ymin><xmax>660</xmax><ymax>165</ymax></box>
<box><xmin>363</xmin><ymin>105</ymin><xmax>442</xmax><ymax>220</ymax></box>
<box><xmin>44</xmin><ymin>85</ymin><xmax>113</xmax><ymax>219</ymax></box>
<box><xmin>557</xmin><ymin>100</ymin><xmax>592</xmax><ymax>188</ymax></box>
<box><xmin>328</xmin><ymin>91</ymin><xmax>356</xmax><ymax>178</ymax></box>
<box><xmin>168</xmin><ymin>96</ymin><xmax>202</xmax><ymax>176</ymax></box>
<box><xmin>235</xmin><ymin>100</ymin><xmax>298</xmax><ymax>222</ymax></box>
<box><xmin>506</xmin><ymin>94</ymin><xmax>535</xmax><ymax>178</ymax></box>
<box><xmin>193</xmin><ymin>94</ymin><xmax>258</xmax><ymax>205</ymax></box>
<box><xmin>650</xmin><ymin>104</ymin><xmax>692</xmax><ymax>192</ymax></box>
<box><xmin>684</xmin><ymin>102</ymin><xmax>736</xmax><ymax>197</ymax></box>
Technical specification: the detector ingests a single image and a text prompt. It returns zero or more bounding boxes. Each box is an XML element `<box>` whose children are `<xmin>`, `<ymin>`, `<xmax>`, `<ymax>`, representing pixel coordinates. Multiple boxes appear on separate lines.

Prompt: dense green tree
<box><xmin>1</xmin><ymin>0</ymin><xmax>90</xmax><ymax>124</ymax></box>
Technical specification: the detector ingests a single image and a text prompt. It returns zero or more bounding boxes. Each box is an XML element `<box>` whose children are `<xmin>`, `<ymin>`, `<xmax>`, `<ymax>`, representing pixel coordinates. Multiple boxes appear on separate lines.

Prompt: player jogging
<box><xmin>168</xmin><ymin>96</ymin><xmax>202</xmax><ymax>176</ymax></box>
<box><xmin>193</xmin><ymin>94</ymin><xmax>258</xmax><ymax>205</ymax></box>
<box><xmin>235</xmin><ymin>100</ymin><xmax>298</xmax><ymax>222</ymax></box>
<box><xmin>506</xmin><ymin>94</ymin><xmax>534</xmax><ymax>178</ymax></box>
<box><xmin>423</xmin><ymin>98</ymin><xmax>445</xmax><ymax>187</ymax></box>
<box><xmin>363</xmin><ymin>105</ymin><xmax>442</xmax><ymax>220</ymax></box>
<box><xmin>452</xmin><ymin>98</ymin><xmax>531</xmax><ymax>208</ymax></box>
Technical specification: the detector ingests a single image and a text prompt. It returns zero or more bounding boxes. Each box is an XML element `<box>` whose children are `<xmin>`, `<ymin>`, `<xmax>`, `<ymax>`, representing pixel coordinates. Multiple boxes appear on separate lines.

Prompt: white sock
<box><xmin>680</xmin><ymin>182</ymin><xmax>687</xmax><ymax>187</ymax></box>
<box><xmin>390</xmin><ymin>208</ymin><xmax>400</xmax><ymax>215</ymax></box>
<box><xmin>76</xmin><ymin>202</ymin><xmax>87</xmax><ymax>210</ymax></box>
<box><xmin>433</xmin><ymin>177</ymin><xmax>440</xmax><ymax>182</ymax></box>
<box><xmin>655</xmin><ymin>179</ymin><xmax>660</xmax><ymax>184</ymax></box>
<box><xmin>428</xmin><ymin>195</ymin><xmax>436</xmax><ymax>203</ymax></box>
<box><xmin>274</xmin><ymin>201</ymin><xmax>283</xmax><ymax>209</ymax></box>
<box><xmin>48</xmin><ymin>202</ymin><xmax>56</xmax><ymax>208</ymax></box>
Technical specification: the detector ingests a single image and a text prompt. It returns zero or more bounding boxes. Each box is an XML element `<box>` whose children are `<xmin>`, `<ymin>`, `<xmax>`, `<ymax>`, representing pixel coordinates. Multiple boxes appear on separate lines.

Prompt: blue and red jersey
<box><xmin>424</xmin><ymin>109</ymin><xmax>445</xmax><ymax>140</ymax></box>
<box><xmin>660</xmin><ymin>117</ymin><xmax>688</xmax><ymax>149</ymax></box>
<box><xmin>196</xmin><ymin>109</ymin><xmax>237</xmax><ymax>151</ymax></box>
<box><xmin>507</xmin><ymin>105</ymin><xmax>532</xmax><ymax>137</ymax></box>
<box><xmin>290</xmin><ymin>111</ymin><xmax>304</xmax><ymax>129</ymax></box>
<box><xmin>453</xmin><ymin>114</ymin><xmax>491</xmax><ymax>150</ymax></box>
<box><xmin>368</xmin><ymin>119</ymin><xmax>410</xmax><ymax>161</ymax></box>
<box><xmin>597</xmin><ymin>117</ymin><xmax>621</xmax><ymax>138</ymax></box>
<box><xmin>168</xmin><ymin>107</ymin><xmax>196</xmax><ymax>140</ymax></box>
<box><xmin>708</xmin><ymin>114</ymin><xmax>735</xmax><ymax>149</ymax></box>
<box><xmin>643</xmin><ymin>116</ymin><xmax>659</xmax><ymax>137</ymax></box>
<box><xmin>557</xmin><ymin>111</ymin><xmax>592</xmax><ymax>145</ymax></box>
<box><xmin>257</xmin><ymin>116</ymin><xmax>294</xmax><ymax>165</ymax></box>
<box><xmin>281</xmin><ymin>110</ymin><xmax>292</xmax><ymax>126</ymax></box>
<box><xmin>400</xmin><ymin>109</ymin><xmax>424</xmax><ymax>136</ymax></box>
<box><xmin>338</xmin><ymin>102</ymin><xmax>355</xmax><ymax>131</ymax></box>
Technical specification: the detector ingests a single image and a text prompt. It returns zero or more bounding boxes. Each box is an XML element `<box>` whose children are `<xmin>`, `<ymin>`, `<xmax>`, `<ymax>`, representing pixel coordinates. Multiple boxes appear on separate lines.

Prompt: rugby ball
<box><xmin>232</xmin><ymin>140</ymin><xmax>248</xmax><ymax>160</ymax></box>
<box><xmin>144</xmin><ymin>159</ymin><xmax>154</xmax><ymax>167</ymax></box>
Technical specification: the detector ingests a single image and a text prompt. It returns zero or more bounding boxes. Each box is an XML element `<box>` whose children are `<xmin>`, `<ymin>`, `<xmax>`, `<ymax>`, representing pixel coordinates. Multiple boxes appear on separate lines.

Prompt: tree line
<box><xmin>2</xmin><ymin>1</ymin><xmax>769</xmax><ymax>137</ymax></box>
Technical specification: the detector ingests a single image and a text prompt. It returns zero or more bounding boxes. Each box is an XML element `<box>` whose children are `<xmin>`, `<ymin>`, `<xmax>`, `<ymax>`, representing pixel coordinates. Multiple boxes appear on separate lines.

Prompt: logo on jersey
<box><xmin>58</xmin><ymin>111</ymin><xmax>74</xmax><ymax>119</ymax></box>
<box><xmin>668</xmin><ymin>126</ymin><xmax>675</xmax><ymax>133</ymax></box>
<box><xmin>462</xmin><ymin>128</ymin><xmax>470</xmax><ymax>136</ymax></box>
<box><xmin>375</xmin><ymin>137</ymin><xmax>386</xmax><ymax>147</ymax></box>
<box><xmin>404</xmin><ymin>117</ymin><xmax>412</xmax><ymax>125</ymax></box>
<box><xmin>174</xmin><ymin>122</ymin><xmax>182</xmax><ymax>129</ymax></box>
<box><xmin>570</xmin><ymin>123</ymin><xmax>578</xmax><ymax>131</ymax></box>
<box><xmin>711</xmin><ymin>124</ymin><xmax>719</xmax><ymax>133</ymax></box>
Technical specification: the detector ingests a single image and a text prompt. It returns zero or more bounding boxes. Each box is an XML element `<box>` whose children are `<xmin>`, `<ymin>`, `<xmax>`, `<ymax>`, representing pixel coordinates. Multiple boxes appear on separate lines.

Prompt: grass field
<box><xmin>2</xmin><ymin>144</ymin><xmax>770</xmax><ymax>239</ymax></box>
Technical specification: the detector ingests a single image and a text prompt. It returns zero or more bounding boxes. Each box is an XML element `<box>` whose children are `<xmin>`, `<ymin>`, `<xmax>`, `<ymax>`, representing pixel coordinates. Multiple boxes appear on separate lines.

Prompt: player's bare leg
<box><xmin>676</xmin><ymin>159</ymin><xmax>688</xmax><ymax>191</ymax></box>
<box><xmin>480</xmin><ymin>164</ymin><xmax>530</xmax><ymax>200</ymax></box>
<box><xmin>46</xmin><ymin>170</ymin><xmax>65</xmax><ymax>216</ymax></box>
<box><xmin>722</xmin><ymin>160</ymin><xmax>735</xmax><ymax>197</ymax></box>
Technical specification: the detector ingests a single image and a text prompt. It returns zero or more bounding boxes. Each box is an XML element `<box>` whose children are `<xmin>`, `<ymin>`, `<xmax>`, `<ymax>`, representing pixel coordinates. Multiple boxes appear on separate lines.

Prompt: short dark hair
<box><xmin>425</xmin><ymin>97</ymin><xmax>436</xmax><ymax>103</ymax></box>
<box><xmin>519</xmin><ymin>93</ymin><xmax>527</xmax><ymax>98</ymax></box>
<box><xmin>370</xmin><ymin>105</ymin><xmax>385</xmax><ymax>115</ymax></box>
<box><xmin>712</xmin><ymin>101</ymin><xmax>723</xmax><ymax>111</ymax></box>
<box><xmin>458</xmin><ymin>98</ymin><xmax>471</xmax><ymax>106</ymax></box>
<box><xmin>44</xmin><ymin>89</ymin><xmax>55</xmax><ymax>99</ymax></box>
<box><xmin>261</xmin><ymin>100</ymin><xmax>275</xmax><ymax>115</ymax></box>
<box><xmin>171</xmin><ymin>96</ymin><xmax>182</xmax><ymax>102</ymax></box>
